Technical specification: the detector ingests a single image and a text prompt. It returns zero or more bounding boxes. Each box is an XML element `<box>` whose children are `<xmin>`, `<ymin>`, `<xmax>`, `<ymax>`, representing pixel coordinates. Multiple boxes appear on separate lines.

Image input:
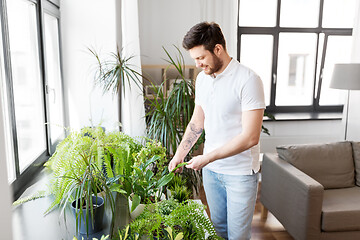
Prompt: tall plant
<box><xmin>146</xmin><ymin>46</ymin><xmax>199</xmax><ymax>155</ymax></box>
<box><xmin>89</xmin><ymin>47</ymin><xmax>143</xmax><ymax>96</ymax></box>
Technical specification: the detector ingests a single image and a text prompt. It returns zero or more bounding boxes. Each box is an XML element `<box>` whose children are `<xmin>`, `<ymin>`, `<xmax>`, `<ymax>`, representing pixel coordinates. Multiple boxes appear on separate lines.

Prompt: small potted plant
<box><xmin>42</xmin><ymin>127</ymin><xmax>116</xmax><ymax>236</ymax></box>
<box><xmin>119</xmin><ymin>199</ymin><xmax>221</xmax><ymax>239</ymax></box>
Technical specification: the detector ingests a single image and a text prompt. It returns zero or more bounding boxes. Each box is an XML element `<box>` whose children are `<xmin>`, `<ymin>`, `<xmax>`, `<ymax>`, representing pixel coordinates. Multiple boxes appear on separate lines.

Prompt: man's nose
<box><xmin>195</xmin><ymin>61</ymin><xmax>202</xmax><ymax>68</ymax></box>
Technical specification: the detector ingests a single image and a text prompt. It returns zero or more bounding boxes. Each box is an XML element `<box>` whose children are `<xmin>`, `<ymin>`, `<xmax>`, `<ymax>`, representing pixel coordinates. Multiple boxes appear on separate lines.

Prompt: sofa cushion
<box><xmin>352</xmin><ymin>142</ymin><xmax>360</xmax><ymax>186</ymax></box>
<box><xmin>276</xmin><ymin>142</ymin><xmax>354</xmax><ymax>189</ymax></box>
<box><xmin>322</xmin><ymin>187</ymin><xmax>360</xmax><ymax>232</ymax></box>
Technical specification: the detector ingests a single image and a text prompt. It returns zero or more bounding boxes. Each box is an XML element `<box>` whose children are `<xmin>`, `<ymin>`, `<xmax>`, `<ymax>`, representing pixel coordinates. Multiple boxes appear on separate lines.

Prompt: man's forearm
<box><xmin>175</xmin><ymin>122</ymin><xmax>203</xmax><ymax>159</ymax></box>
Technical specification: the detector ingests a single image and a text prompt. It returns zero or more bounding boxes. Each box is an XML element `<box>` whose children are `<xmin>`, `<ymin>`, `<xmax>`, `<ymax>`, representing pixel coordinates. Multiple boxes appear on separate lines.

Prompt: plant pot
<box><xmin>128</xmin><ymin>193</ymin><xmax>164</xmax><ymax>220</ymax></box>
<box><xmin>110</xmin><ymin>193</ymin><xmax>130</xmax><ymax>238</ymax></box>
<box><xmin>71</xmin><ymin>195</ymin><xmax>105</xmax><ymax>235</ymax></box>
<box><xmin>128</xmin><ymin>197</ymin><xmax>146</xmax><ymax>220</ymax></box>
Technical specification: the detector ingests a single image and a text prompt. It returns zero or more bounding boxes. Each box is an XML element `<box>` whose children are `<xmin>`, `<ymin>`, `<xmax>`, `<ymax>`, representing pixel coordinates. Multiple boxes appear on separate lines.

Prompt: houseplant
<box><xmin>13</xmin><ymin>127</ymin><xmax>178</xmax><ymax>237</ymax></box>
<box><xmin>119</xmin><ymin>199</ymin><xmax>221</xmax><ymax>239</ymax></box>
<box><xmin>144</xmin><ymin>46</ymin><xmax>203</xmax><ymax>197</ymax></box>
<box><xmin>40</xmin><ymin>127</ymin><xmax>119</xmax><ymax>235</ymax></box>
<box><xmin>145</xmin><ymin>46</ymin><xmax>199</xmax><ymax>155</ymax></box>
<box><xmin>89</xmin><ymin>47</ymin><xmax>143</xmax><ymax>96</ymax></box>
<box><xmin>166</xmin><ymin>174</ymin><xmax>192</xmax><ymax>203</ymax></box>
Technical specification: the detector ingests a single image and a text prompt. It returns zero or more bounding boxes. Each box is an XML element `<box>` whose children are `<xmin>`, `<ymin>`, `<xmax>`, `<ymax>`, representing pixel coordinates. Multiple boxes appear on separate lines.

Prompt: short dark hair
<box><xmin>182</xmin><ymin>22</ymin><xmax>226</xmax><ymax>53</ymax></box>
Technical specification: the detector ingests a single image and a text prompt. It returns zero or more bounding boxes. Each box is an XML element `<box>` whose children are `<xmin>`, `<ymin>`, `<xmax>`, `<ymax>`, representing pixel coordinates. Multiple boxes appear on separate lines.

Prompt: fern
<box><xmin>123</xmin><ymin>199</ymin><xmax>222</xmax><ymax>239</ymax></box>
<box><xmin>12</xmin><ymin>190</ymin><xmax>48</xmax><ymax>206</ymax></box>
<box><xmin>165</xmin><ymin>200</ymin><xmax>221</xmax><ymax>239</ymax></box>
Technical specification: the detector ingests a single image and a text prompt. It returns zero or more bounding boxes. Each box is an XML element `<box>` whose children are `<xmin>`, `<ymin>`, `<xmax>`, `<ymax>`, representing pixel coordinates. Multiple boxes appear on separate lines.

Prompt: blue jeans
<box><xmin>202</xmin><ymin>168</ymin><xmax>259</xmax><ymax>240</ymax></box>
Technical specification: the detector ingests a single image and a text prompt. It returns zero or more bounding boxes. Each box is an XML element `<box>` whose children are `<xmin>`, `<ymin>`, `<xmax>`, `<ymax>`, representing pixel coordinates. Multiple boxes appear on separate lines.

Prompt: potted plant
<box><xmin>40</xmin><ymin>127</ymin><xmax>117</xmax><ymax>236</ymax></box>
<box><xmin>166</xmin><ymin>174</ymin><xmax>191</xmax><ymax>203</ymax></box>
<box><xmin>145</xmin><ymin>46</ymin><xmax>203</xmax><ymax>198</ymax></box>
<box><xmin>119</xmin><ymin>199</ymin><xmax>221</xmax><ymax>239</ymax></box>
<box><xmin>119</xmin><ymin>225</ymin><xmax>184</xmax><ymax>240</ymax></box>
<box><xmin>146</xmin><ymin>46</ymin><xmax>198</xmax><ymax>155</ymax></box>
<box><xmin>12</xmin><ymin>127</ymin><xmax>174</xmax><ymax>237</ymax></box>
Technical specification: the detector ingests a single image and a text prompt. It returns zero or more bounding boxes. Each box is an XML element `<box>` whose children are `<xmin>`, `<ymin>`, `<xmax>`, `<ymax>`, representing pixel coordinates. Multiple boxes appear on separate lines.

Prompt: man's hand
<box><xmin>185</xmin><ymin>154</ymin><xmax>210</xmax><ymax>171</ymax></box>
<box><xmin>168</xmin><ymin>155</ymin><xmax>184</xmax><ymax>173</ymax></box>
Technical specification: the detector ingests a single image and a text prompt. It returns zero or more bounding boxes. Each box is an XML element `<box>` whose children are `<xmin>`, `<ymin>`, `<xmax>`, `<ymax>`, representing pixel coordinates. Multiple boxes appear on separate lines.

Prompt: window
<box><xmin>43</xmin><ymin>11</ymin><xmax>65</xmax><ymax>152</ymax></box>
<box><xmin>7</xmin><ymin>0</ymin><xmax>47</xmax><ymax>172</ymax></box>
<box><xmin>238</xmin><ymin>0</ymin><xmax>356</xmax><ymax>113</ymax></box>
<box><xmin>0</xmin><ymin>22</ymin><xmax>16</xmax><ymax>183</ymax></box>
<box><xmin>0</xmin><ymin>0</ymin><xmax>65</xmax><ymax>197</ymax></box>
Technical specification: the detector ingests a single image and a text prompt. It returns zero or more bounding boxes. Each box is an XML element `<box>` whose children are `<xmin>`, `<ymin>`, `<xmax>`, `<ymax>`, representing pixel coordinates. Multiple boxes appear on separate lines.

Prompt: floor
<box><xmin>249</xmin><ymin>184</ymin><xmax>294</xmax><ymax>240</ymax></box>
<box><xmin>12</xmin><ymin>171</ymin><xmax>294</xmax><ymax>240</ymax></box>
<box><xmin>199</xmin><ymin>182</ymin><xmax>294</xmax><ymax>240</ymax></box>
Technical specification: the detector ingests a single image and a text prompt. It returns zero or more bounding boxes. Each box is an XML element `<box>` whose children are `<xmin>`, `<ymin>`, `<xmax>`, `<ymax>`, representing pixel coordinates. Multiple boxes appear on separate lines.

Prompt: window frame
<box><xmin>40</xmin><ymin>0</ymin><xmax>66</xmax><ymax>155</ymax></box>
<box><xmin>0</xmin><ymin>0</ymin><xmax>64</xmax><ymax>200</ymax></box>
<box><xmin>237</xmin><ymin>0</ymin><xmax>352</xmax><ymax>114</ymax></box>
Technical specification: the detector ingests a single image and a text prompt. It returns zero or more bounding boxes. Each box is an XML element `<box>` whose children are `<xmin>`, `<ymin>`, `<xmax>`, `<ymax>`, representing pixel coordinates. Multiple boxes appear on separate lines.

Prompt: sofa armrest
<box><xmin>260</xmin><ymin>153</ymin><xmax>324</xmax><ymax>240</ymax></box>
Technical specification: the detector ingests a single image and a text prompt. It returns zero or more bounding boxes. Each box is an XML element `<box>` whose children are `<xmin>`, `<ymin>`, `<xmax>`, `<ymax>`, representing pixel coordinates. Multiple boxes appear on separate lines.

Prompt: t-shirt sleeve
<box><xmin>195</xmin><ymin>73</ymin><xmax>203</xmax><ymax>106</ymax></box>
<box><xmin>241</xmin><ymin>74</ymin><xmax>266</xmax><ymax>111</ymax></box>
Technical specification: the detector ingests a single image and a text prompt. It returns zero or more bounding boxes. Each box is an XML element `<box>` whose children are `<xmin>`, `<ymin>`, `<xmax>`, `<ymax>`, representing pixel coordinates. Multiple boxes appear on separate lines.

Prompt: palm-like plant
<box><xmin>89</xmin><ymin>47</ymin><xmax>144</xmax><ymax>97</ymax></box>
<box><xmin>146</xmin><ymin>46</ymin><xmax>198</xmax><ymax>155</ymax></box>
<box><xmin>43</xmin><ymin>127</ymin><xmax>117</xmax><ymax>235</ymax></box>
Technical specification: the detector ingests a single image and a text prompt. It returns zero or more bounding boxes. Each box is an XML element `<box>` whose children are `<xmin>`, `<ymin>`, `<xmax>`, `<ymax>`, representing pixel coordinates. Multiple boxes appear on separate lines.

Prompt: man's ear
<box><xmin>213</xmin><ymin>44</ymin><xmax>223</xmax><ymax>56</ymax></box>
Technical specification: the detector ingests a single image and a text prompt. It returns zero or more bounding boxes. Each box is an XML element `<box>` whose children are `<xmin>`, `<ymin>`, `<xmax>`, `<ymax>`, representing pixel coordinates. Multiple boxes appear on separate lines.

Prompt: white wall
<box><xmin>347</xmin><ymin>0</ymin><xmax>360</xmax><ymax>141</ymax></box>
<box><xmin>261</xmin><ymin>120</ymin><xmax>343</xmax><ymax>153</ymax></box>
<box><xmin>60</xmin><ymin>0</ymin><xmax>119</xmax><ymax>131</ymax></box>
<box><xmin>0</xmin><ymin>72</ymin><xmax>14</xmax><ymax>240</ymax></box>
<box><xmin>138</xmin><ymin>0</ymin><xmax>344</xmax><ymax>151</ymax></box>
<box><xmin>0</xmin><ymin>126</ymin><xmax>13</xmax><ymax>239</ymax></box>
<box><xmin>138</xmin><ymin>0</ymin><xmax>238</xmax><ymax>65</ymax></box>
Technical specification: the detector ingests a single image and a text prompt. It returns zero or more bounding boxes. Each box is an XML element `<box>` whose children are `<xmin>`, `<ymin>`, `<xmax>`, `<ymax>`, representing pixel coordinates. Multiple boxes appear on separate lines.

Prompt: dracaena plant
<box><xmin>89</xmin><ymin>47</ymin><xmax>143</xmax><ymax>96</ymax></box>
<box><xmin>145</xmin><ymin>45</ymin><xmax>203</xmax><ymax>156</ymax></box>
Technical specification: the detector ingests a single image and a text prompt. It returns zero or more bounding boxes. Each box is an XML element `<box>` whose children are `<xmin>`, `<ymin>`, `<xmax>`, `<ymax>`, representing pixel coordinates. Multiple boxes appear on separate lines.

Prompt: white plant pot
<box><xmin>128</xmin><ymin>197</ymin><xmax>146</xmax><ymax>220</ymax></box>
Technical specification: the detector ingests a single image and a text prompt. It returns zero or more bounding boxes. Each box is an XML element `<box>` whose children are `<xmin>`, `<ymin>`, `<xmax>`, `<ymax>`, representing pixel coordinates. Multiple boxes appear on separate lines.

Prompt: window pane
<box><xmin>319</xmin><ymin>36</ymin><xmax>352</xmax><ymax>106</ymax></box>
<box><xmin>7</xmin><ymin>0</ymin><xmax>47</xmax><ymax>172</ymax></box>
<box><xmin>239</xmin><ymin>0</ymin><xmax>277</xmax><ymax>27</ymax></box>
<box><xmin>276</xmin><ymin>33</ymin><xmax>317</xmax><ymax>106</ymax></box>
<box><xmin>0</xmin><ymin>31</ymin><xmax>16</xmax><ymax>183</ymax></box>
<box><xmin>280</xmin><ymin>0</ymin><xmax>320</xmax><ymax>27</ymax></box>
<box><xmin>322</xmin><ymin>0</ymin><xmax>356</xmax><ymax>28</ymax></box>
<box><xmin>44</xmin><ymin>13</ymin><xmax>65</xmax><ymax>146</ymax></box>
<box><xmin>240</xmin><ymin>35</ymin><xmax>273</xmax><ymax>106</ymax></box>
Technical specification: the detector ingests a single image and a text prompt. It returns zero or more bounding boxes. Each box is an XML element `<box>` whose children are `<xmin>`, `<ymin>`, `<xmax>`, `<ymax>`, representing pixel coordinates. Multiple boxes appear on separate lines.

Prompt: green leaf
<box><xmin>165</xmin><ymin>227</ymin><xmax>173</xmax><ymax>239</ymax></box>
<box><xmin>174</xmin><ymin>232</ymin><xmax>184</xmax><ymax>240</ymax></box>
<box><xmin>145</xmin><ymin>169</ymin><xmax>154</xmax><ymax>182</ymax></box>
<box><xmin>131</xmin><ymin>194</ymin><xmax>141</xmax><ymax>212</ymax></box>
<box><xmin>109</xmin><ymin>184</ymin><xmax>127</xmax><ymax>194</ymax></box>
<box><xmin>157</xmin><ymin>173</ymin><xmax>174</xmax><ymax>188</ymax></box>
<box><xmin>171</xmin><ymin>162</ymin><xmax>188</xmax><ymax>173</ymax></box>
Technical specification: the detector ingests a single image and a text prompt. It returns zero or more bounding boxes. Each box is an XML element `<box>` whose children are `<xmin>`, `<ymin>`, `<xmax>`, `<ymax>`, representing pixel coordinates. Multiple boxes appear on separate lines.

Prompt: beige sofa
<box><xmin>260</xmin><ymin>141</ymin><xmax>360</xmax><ymax>240</ymax></box>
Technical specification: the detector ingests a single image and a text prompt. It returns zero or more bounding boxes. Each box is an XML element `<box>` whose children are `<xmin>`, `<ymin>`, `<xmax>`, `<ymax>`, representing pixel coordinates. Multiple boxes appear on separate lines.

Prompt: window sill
<box><xmin>264</xmin><ymin>112</ymin><xmax>343</xmax><ymax>121</ymax></box>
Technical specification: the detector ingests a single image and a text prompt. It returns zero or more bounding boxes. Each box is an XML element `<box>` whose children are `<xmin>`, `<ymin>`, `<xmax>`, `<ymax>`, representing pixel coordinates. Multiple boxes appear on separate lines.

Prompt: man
<box><xmin>168</xmin><ymin>22</ymin><xmax>265</xmax><ymax>240</ymax></box>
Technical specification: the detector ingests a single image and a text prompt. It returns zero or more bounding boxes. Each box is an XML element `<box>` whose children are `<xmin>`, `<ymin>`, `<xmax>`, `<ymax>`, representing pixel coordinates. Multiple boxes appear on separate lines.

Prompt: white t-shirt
<box><xmin>195</xmin><ymin>58</ymin><xmax>265</xmax><ymax>175</ymax></box>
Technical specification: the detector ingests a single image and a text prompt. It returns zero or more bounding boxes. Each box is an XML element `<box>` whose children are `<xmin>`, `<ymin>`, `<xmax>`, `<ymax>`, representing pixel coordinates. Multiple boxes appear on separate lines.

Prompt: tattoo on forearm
<box><xmin>182</xmin><ymin>123</ymin><xmax>203</xmax><ymax>150</ymax></box>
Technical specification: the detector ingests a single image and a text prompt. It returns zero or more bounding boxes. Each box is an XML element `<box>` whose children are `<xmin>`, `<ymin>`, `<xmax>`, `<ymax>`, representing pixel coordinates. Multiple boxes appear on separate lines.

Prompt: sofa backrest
<box><xmin>276</xmin><ymin>142</ymin><xmax>355</xmax><ymax>189</ymax></box>
<box><xmin>352</xmin><ymin>142</ymin><xmax>360</xmax><ymax>186</ymax></box>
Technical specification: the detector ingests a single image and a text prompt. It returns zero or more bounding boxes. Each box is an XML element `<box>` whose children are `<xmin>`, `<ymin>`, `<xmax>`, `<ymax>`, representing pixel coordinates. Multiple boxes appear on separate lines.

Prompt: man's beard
<box><xmin>204</xmin><ymin>54</ymin><xmax>223</xmax><ymax>75</ymax></box>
